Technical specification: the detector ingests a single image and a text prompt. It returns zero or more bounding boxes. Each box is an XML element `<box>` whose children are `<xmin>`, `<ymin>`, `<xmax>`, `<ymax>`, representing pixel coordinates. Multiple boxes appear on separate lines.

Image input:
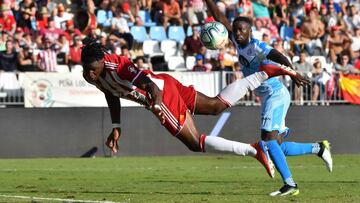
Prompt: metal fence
<box><xmin>0</xmin><ymin>71</ymin><xmax>351</xmax><ymax>107</ymax></box>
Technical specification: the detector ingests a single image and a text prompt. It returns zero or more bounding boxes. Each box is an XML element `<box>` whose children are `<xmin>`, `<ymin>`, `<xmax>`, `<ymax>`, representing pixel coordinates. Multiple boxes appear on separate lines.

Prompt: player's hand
<box><xmin>152</xmin><ymin>104</ymin><xmax>165</xmax><ymax>125</ymax></box>
<box><xmin>106</xmin><ymin>128</ymin><xmax>121</xmax><ymax>153</ymax></box>
<box><xmin>291</xmin><ymin>72</ymin><xmax>311</xmax><ymax>87</ymax></box>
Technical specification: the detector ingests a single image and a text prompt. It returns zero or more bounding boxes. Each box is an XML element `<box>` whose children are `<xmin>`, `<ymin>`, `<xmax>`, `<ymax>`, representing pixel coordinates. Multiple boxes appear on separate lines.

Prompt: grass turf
<box><xmin>0</xmin><ymin>155</ymin><xmax>359</xmax><ymax>203</ymax></box>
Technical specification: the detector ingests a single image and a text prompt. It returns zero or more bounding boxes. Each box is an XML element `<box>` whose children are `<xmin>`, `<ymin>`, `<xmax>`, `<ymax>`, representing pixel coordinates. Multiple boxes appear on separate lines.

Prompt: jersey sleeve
<box><xmin>255</xmin><ymin>39</ymin><xmax>273</xmax><ymax>59</ymax></box>
<box><xmin>115</xmin><ymin>55</ymin><xmax>146</xmax><ymax>84</ymax></box>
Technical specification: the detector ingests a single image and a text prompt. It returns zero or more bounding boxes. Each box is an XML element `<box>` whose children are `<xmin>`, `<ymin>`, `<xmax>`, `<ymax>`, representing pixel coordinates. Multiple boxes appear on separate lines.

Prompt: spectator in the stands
<box><xmin>300</xmin><ymin>7</ymin><xmax>325</xmax><ymax>56</ymax></box>
<box><xmin>289</xmin><ymin>28</ymin><xmax>307</xmax><ymax>57</ymax></box>
<box><xmin>252</xmin><ymin>19</ymin><xmax>270</xmax><ymax>40</ymax></box>
<box><xmin>17</xmin><ymin>45</ymin><xmax>37</xmax><ymax>71</ymax></box>
<box><xmin>183</xmin><ymin>0</ymin><xmax>206</xmax><ymax>26</ymax></box>
<box><xmin>55</xmin><ymin>34</ymin><xmax>69</xmax><ymax>65</ymax></box>
<box><xmin>37</xmin><ymin>36</ymin><xmax>57</xmax><ymax>72</ymax></box>
<box><xmin>334</xmin><ymin>53</ymin><xmax>360</xmax><ymax>74</ymax></box>
<box><xmin>68</xmin><ymin>35</ymin><xmax>82</xmax><ymax>67</ymax></box>
<box><xmin>17</xmin><ymin>8</ymin><xmax>34</xmax><ymax>33</ymax></box>
<box><xmin>18</xmin><ymin>0</ymin><xmax>37</xmax><ymax>17</ymax></box>
<box><xmin>288</xmin><ymin>0</ymin><xmax>305</xmax><ymax>27</ymax></box>
<box><xmin>193</xmin><ymin>54</ymin><xmax>208</xmax><ymax>72</ymax></box>
<box><xmin>0</xmin><ymin>3</ymin><xmax>16</xmax><ymax>34</ymax></box>
<box><xmin>0</xmin><ymin>40</ymin><xmax>18</xmax><ymax>72</ymax></box>
<box><xmin>139</xmin><ymin>0</ymin><xmax>152</xmax><ymax>11</ymax></box>
<box><xmin>135</xmin><ymin>56</ymin><xmax>152</xmax><ymax>71</ymax></box>
<box><xmin>311</xmin><ymin>58</ymin><xmax>327</xmax><ymax>105</ymax></box>
<box><xmin>343</xmin><ymin>5</ymin><xmax>360</xmax><ymax>33</ymax></box>
<box><xmin>111</xmin><ymin>5</ymin><xmax>132</xmax><ymax>33</ymax></box>
<box><xmin>182</xmin><ymin>25</ymin><xmax>202</xmax><ymax>58</ymax></box>
<box><xmin>293</xmin><ymin>51</ymin><xmax>312</xmax><ymax>104</ymax></box>
<box><xmin>160</xmin><ymin>0</ymin><xmax>183</xmax><ymax>30</ymax></box>
<box><xmin>54</xmin><ymin>3</ymin><xmax>73</xmax><ymax>29</ymax></box>
<box><xmin>39</xmin><ymin>17</ymin><xmax>64</xmax><ymax>42</ymax></box>
<box><xmin>63</xmin><ymin>20</ymin><xmax>82</xmax><ymax>43</ymax></box>
<box><xmin>326</xmin><ymin>3</ymin><xmax>340</xmax><ymax>29</ymax></box>
<box><xmin>236</xmin><ymin>0</ymin><xmax>253</xmax><ymax>18</ymax></box>
<box><xmin>351</xmin><ymin>27</ymin><xmax>360</xmax><ymax>59</ymax></box>
<box><xmin>36</xmin><ymin>7</ymin><xmax>49</xmax><ymax>30</ymax></box>
<box><xmin>325</xmin><ymin>25</ymin><xmax>352</xmax><ymax>64</ymax></box>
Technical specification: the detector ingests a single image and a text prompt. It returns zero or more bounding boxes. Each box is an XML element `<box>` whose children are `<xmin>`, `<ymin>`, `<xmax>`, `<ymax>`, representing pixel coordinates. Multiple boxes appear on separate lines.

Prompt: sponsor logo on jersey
<box><xmin>128</xmin><ymin>65</ymin><xmax>137</xmax><ymax>74</ymax></box>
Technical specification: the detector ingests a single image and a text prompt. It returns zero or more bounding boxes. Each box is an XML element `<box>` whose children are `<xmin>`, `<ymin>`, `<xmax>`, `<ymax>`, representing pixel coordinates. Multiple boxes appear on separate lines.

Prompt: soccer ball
<box><xmin>200</xmin><ymin>21</ymin><xmax>229</xmax><ymax>50</ymax></box>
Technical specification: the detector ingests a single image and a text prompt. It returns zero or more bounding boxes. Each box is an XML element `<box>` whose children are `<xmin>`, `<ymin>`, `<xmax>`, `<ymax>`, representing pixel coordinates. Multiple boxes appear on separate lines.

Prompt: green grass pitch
<box><xmin>0</xmin><ymin>155</ymin><xmax>359</xmax><ymax>203</ymax></box>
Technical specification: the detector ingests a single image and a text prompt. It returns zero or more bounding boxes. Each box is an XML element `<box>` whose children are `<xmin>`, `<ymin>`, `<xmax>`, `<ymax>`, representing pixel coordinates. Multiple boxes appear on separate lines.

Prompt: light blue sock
<box><xmin>267</xmin><ymin>140</ymin><xmax>295</xmax><ymax>186</ymax></box>
<box><xmin>280</xmin><ymin>142</ymin><xmax>319</xmax><ymax>156</ymax></box>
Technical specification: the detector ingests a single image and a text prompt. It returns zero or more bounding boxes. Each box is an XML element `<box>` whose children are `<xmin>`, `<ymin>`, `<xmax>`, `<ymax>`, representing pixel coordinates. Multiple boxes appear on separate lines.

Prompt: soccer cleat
<box><xmin>270</xmin><ymin>184</ymin><xmax>299</xmax><ymax>196</ymax></box>
<box><xmin>251</xmin><ymin>141</ymin><xmax>275</xmax><ymax>178</ymax></box>
<box><xmin>318</xmin><ymin>140</ymin><xmax>333</xmax><ymax>172</ymax></box>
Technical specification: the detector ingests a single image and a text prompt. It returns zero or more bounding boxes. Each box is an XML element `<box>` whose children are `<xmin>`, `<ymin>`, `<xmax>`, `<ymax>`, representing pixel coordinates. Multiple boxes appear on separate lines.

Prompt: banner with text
<box><xmin>22</xmin><ymin>72</ymin><xmax>219</xmax><ymax>108</ymax></box>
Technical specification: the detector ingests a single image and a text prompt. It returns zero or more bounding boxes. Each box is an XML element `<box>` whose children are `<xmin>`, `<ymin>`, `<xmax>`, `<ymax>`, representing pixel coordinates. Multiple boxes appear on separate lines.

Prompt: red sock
<box><xmin>199</xmin><ymin>134</ymin><xmax>207</xmax><ymax>152</ymax></box>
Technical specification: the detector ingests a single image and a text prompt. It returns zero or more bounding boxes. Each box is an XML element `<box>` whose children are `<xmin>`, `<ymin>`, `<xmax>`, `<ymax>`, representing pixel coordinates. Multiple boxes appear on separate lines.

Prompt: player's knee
<box><xmin>261</xmin><ymin>130</ymin><xmax>278</xmax><ymax>141</ymax></box>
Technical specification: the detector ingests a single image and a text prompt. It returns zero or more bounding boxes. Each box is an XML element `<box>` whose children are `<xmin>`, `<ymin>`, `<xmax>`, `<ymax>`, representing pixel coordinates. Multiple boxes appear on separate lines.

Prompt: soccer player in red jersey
<box><xmin>81</xmin><ymin>40</ymin><xmax>309</xmax><ymax>178</ymax></box>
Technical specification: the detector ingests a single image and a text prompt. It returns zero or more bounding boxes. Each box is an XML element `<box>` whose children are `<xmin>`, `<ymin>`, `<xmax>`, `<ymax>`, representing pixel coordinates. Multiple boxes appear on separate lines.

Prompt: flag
<box><xmin>339</xmin><ymin>74</ymin><xmax>360</xmax><ymax>104</ymax></box>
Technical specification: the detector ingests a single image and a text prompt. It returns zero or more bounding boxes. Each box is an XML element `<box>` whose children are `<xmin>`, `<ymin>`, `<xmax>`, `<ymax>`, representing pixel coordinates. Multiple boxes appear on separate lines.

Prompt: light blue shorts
<box><xmin>260</xmin><ymin>86</ymin><xmax>290</xmax><ymax>135</ymax></box>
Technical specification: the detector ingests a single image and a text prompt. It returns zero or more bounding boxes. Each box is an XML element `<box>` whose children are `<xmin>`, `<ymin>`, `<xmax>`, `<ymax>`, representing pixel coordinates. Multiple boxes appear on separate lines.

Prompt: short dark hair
<box><xmin>233</xmin><ymin>16</ymin><xmax>253</xmax><ymax>26</ymax></box>
<box><xmin>81</xmin><ymin>37</ymin><xmax>107</xmax><ymax>70</ymax></box>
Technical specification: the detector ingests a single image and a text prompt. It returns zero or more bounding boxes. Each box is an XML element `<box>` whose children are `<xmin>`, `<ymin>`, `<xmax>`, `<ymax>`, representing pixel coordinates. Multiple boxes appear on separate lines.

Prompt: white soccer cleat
<box><xmin>318</xmin><ymin>140</ymin><xmax>333</xmax><ymax>172</ymax></box>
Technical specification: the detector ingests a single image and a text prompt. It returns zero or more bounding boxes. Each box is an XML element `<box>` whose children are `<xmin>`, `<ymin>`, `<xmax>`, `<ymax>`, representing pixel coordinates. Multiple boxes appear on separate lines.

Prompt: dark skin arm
<box><xmin>105</xmin><ymin>93</ymin><xmax>121</xmax><ymax>153</ymax></box>
<box><xmin>266</xmin><ymin>49</ymin><xmax>310</xmax><ymax>87</ymax></box>
<box><xmin>204</xmin><ymin>0</ymin><xmax>232</xmax><ymax>32</ymax></box>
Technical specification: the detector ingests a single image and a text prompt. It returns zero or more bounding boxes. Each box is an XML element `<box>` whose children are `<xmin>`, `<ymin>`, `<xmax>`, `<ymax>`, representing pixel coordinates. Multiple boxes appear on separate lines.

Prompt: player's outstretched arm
<box><xmin>105</xmin><ymin>93</ymin><xmax>121</xmax><ymax>153</ymax></box>
<box><xmin>204</xmin><ymin>0</ymin><xmax>232</xmax><ymax>32</ymax></box>
<box><xmin>265</xmin><ymin>49</ymin><xmax>311</xmax><ymax>87</ymax></box>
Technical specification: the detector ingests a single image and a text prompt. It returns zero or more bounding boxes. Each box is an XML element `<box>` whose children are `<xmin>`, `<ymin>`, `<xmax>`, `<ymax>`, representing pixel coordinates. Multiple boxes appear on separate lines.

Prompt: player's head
<box><xmin>81</xmin><ymin>37</ymin><xmax>106</xmax><ymax>81</ymax></box>
<box><xmin>232</xmin><ymin>16</ymin><xmax>253</xmax><ymax>46</ymax></box>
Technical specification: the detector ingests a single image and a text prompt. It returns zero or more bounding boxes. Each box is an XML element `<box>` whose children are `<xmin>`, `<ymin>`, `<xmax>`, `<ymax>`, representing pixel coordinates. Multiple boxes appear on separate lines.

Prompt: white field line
<box><xmin>0</xmin><ymin>194</ymin><xmax>120</xmax><ymax>203</ymax></box>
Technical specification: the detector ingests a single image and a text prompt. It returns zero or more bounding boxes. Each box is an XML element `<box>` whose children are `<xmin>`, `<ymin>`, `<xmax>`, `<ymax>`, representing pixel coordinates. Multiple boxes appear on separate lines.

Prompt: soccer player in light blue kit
<box><xmin>204</xmin><ymin>0</ymin><xmax>333</xmax><ymax>196</ymax></box>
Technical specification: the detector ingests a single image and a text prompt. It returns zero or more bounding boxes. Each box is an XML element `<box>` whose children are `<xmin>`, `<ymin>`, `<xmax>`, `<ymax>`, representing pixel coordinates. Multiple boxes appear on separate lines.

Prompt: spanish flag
<box><xmin>339</xmin><ymin>74</ymin><xmax>360</xmax><ymax>104</ymax></box>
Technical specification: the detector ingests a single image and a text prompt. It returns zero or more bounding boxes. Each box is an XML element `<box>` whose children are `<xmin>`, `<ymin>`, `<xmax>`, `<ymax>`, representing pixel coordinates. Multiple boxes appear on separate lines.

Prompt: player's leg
<box><xmin>175</xmin><ymin>110</ymin><xmax>275</xmax><ymax>178</ymax></box>
<box><xmin>260</xmin><ymin>88</ymin><xmax>299</xmax><ymax>196</ymax></box>
<box><xmin>194</xmin><ymin>71</ymin><xmax>269</xmax><ymax>115</ymax></box>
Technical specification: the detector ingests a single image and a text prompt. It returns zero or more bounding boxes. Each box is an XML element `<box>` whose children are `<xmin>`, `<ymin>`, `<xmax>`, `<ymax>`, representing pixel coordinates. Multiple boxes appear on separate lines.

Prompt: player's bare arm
<box><xmin>266</xmin><ymin>49</ymin><xmax>311</xmax><ymax>87</ymax></box>
<box><xmin>203</xmin><ymin>0</ymin><xmax>232</xmax><ymax>33</ymax></box>
<box><xmin>133</xmin><ymin>74</ymin><xmax>165</xmax><ymax>124</ymax></box>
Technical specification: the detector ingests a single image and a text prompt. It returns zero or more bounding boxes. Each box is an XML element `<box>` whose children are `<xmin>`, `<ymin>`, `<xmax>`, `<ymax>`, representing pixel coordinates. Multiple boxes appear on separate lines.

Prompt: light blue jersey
<box><xmin>233</xmin><ymin>37</ymin><xmax>289</xmax><ymax>133</ymax></box>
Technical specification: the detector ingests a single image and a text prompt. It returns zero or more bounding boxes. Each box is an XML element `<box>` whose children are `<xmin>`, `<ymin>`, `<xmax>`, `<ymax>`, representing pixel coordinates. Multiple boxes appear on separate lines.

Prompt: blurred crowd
<box><xmin>0</xmin><ymin>0</ymin><xmax>359</xmax><ymax>103</ymax></box>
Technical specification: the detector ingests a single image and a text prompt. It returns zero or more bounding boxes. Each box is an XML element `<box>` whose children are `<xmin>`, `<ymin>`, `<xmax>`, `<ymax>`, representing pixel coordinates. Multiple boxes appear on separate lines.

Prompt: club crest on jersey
<box><xmin>128</xmin><ymin>65</ymin><xmax>137</xmax><ymax>74</ymax></box>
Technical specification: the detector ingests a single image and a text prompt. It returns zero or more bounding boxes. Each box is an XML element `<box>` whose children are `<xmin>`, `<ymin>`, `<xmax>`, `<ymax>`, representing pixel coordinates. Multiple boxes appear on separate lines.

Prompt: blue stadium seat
<box><xmin>138</xmin><ymin>10</ymin><xmax>156</xmax><ymax>27</ymax></box>
<box><xmin>130</xmin><ymin>26</ymin><xmax>148</xmax><ymax>43</ymax></box>
<box><xmin>280</xmin><ymin>26</ymin><xmax>294</xmax><ymax>41</ymax></box>
<box><xmin>168</xmin><ymin>26</ymin><xmax>186</xmax><ymax>43</ymax></box>
<box><xmin>186</xmin><ymin>26</ymin><xmax>201</xmax><ymax>36</ymax></box>
<box><xmin>149</xmin><ymin>26</ymin><xmax>167</xmax><ymax>41</ymax></box>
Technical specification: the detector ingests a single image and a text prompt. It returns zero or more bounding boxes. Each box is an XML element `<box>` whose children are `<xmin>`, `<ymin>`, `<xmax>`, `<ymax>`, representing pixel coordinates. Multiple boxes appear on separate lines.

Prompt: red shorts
<box><xmin>150</xmin><ymin>73</ymin><xmax>196</xmax><ymax>136</ymax></box>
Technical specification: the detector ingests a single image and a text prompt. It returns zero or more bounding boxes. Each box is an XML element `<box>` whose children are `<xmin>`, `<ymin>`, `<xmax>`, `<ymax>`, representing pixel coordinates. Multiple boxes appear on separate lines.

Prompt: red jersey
<box><xmin>86</xmin><ymin>54</ymin><xmax>197</xmax><ymax>136</ymax></box>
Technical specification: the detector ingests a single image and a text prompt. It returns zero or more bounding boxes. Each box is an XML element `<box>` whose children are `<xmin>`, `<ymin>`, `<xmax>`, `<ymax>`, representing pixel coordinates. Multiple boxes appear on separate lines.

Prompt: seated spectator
<box><xmin>55</xmin><ymin>34</ymin><xmax>70</xmax><ymax>65</ymax></box>
<box><xmin>17</xmin><ymin>45</ymin><xmax>37</xmax><ymax>71</ymax></box>
<box><xmin>182</xmin><ymin>26</ymin><xmax>202</xmax><ymax>57</ymax></box>
<box><xmin>0</xmin><ymin>3</ymin><xmax>16</xmax><ymax>34</ymax></box>
<box><xmin>343</xmin><ymin>5</ymin><xmax>360</xmax><ymax>33</ymax></box>
<box><xmin>96</xmin><ymin>0</ymin><xmax>113</xmax><ymax>29</ymax></box>
<box><xmin>139</xmin><ymin>0</ymin><xmax>152</xmax><ymax>11</ymax></box>
<box><xmin>135</xmin><ymin>56</ymin><xmax>152</xmax><ymax>71</ymax></box>
<box><xmin>231</xmin><ymin>62</ymin><xmax>244</xmax><ymax>81</ymax></box>
<box><xmin>120</xmin><ymin>45</ymin><xmax>132</xmax><ymax>59</ymax></box>
<box><xmin>0</xmin><ymin>39</ymin><xmax>17</xmax><ymax>72</ymax></box>
<box><xmin>289</xmin><ymin>28</ymin><xmax>307</xmax><ymax>57</ymax></box>
<box><xmin>68</xmin><ymin>35</ymin><xmax>82</xmax><ymax>66</ymax></box>
<box><xmin>252</xmin><ymin>19</ymin><xmax>270</xmax><ymax>40</ymax></box>
<box><xmin>325</xmin><ymin>25</ymin><xmax>352</xmax><ymax>64</ymax></box>
<box><xmin>236</xmin><ymin>0</ymin><xmax>253</xmax><ymax>18</ymax></box>
<box><xmin>183</xmin><ymin>0</ymin><xmax>207</xmax><ymax>26</ymax></box>
<box><xmin>37</xmin><ymin>36</ymin><xmax>57</xmax><ymax>72</ymax></box>
<box><xmin>350</xmin><ymin>27</ymin><xmax>360</xmax><ymax>59</ymax></box>
<box><xmin>160</xmin><ymin>0</ymin><xmax>183</xmax><ymax>29</ymax></box>
<box><xmin>17</xmin><ymin>8</ymin><xmax>34</xmax><ymax>33</ymax></box>
<box><xmin>300</xmin><ymin>8</ymin><xmax>325</xmax><ymax>56</ymax></box>
<box><xmin>54</xmin><ymin>3</ymin><xmax>73</xmax><ymax>29</ymax></box>
<box><xmin>334</xmin><ymin>54</ymin><xmax>360</xmax><ymax>74</ymax></box>
<box><xmin>192</xmin><ymin>54</ymin><xmax>208</xmax><ymax>72</ymax></box>
<box><xmin>63</xmin><ymin>20</ymin><xmax>82</xmax><ymax>43</ymax></box>
<box><xmin>36</xmin><ymin>7</ymin><xmax>49</xmax><ymax>30</ymax></box>
<box><xmin>110</xmin><ymin>5</ymin><xmax>133</xmax><ymax>34</ymax></box>
<box><xmin>293</xmin><ymin>51</ymin><xmax>312</xmax><ymax>104</ymax></box>
<box><xmin>39</xmin><ymin>17</ymin><xmax>64</xmax><ymax>42</ymax></box>
<box><xmin>288</xmin><ymin>0</ymin><xmax>306</xmax><ymax>27</ymax></box>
